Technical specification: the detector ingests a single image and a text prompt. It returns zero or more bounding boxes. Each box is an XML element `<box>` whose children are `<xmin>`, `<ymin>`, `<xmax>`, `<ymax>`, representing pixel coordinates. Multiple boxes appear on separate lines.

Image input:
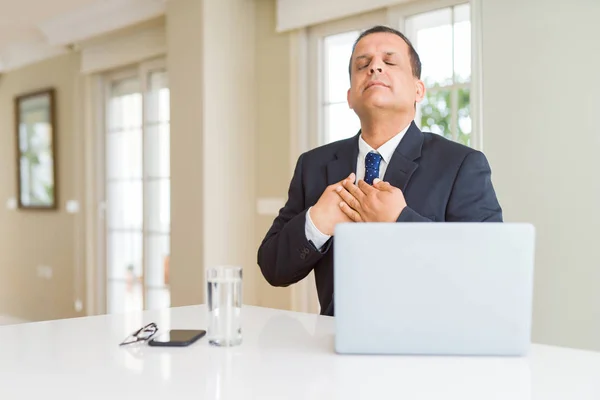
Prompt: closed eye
<box><xmin>355</xmin><ymin>55</ymin><xmax>371</xmax><ymax>70</ymax></box>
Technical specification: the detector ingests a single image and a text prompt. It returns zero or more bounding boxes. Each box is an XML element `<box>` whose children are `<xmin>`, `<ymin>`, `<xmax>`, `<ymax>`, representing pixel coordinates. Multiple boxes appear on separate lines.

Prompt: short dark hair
<box><xmin>348</xmin><ymin>25</ymin><xmax>422</xmax><ymax>79</ymax></box>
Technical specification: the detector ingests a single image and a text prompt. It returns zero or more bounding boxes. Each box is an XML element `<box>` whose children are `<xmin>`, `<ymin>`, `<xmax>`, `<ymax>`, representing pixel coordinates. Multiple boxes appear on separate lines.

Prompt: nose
<box><xmin>369</xmin><ymin>57</ymin><xmax>384</xmax><ymax>75</ymax></box>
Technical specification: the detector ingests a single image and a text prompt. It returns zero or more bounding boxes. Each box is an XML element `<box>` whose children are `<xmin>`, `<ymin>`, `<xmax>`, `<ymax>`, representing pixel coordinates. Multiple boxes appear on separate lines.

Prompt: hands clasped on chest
<box><xmin>309</xmin><ymin>172</ymin><xmax>407</xmax><ymax>236</ymax></box>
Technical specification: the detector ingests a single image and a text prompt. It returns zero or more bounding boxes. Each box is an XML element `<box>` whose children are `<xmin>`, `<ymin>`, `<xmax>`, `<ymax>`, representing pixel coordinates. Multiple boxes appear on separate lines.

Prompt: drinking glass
<box><xmin>206</xmin><ymin>266</ymin><xmax>243</xmax><ymax>346</ymax></box>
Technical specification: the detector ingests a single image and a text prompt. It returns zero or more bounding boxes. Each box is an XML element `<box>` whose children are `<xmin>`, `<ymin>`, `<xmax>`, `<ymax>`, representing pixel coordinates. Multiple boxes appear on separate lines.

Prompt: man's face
<box><xmin>347</xmin><ymin>32</ymin><xmax>425</xmax><ymax>117</ymax></box>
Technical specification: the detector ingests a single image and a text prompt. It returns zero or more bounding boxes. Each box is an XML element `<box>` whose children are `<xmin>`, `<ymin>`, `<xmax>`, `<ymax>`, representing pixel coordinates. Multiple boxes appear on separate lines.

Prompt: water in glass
<box><xmin>207</xmin><ymin>266</ymin><xmax>242</xmax><ymax>346</ymax></box>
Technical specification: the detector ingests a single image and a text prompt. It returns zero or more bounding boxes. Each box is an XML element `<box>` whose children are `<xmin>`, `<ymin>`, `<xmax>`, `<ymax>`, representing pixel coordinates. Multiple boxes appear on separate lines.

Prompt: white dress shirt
<box><xmin>305</xmin><ymin>123</ymin><xmax>411</xmax><ymax>250</ymax></box>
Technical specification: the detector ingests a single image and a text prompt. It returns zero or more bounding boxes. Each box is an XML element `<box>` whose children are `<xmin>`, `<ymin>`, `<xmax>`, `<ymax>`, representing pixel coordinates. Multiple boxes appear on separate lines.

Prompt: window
<box><xmin>405</xmin><ymin>3</ymin><xmax>472</xmax><ymax>146</ymax></box>
<box><xmin>104</xmin><ymin>60</ymin><xmax>171</xmax><ymax>314</ymax></box>
<box><xmin>307</xmin><ymin>11</ymin><xmax>385</xmax><ymax>148</ymax></box>
<box><xmin>308</xmin><ymin>3</ymin><xmax>473</xmax><ymax>148</ymax></box>
<box><xmin>322</xmin><ymin>31</ymin><xmax>361</xmax><ymax>144</ymax></box>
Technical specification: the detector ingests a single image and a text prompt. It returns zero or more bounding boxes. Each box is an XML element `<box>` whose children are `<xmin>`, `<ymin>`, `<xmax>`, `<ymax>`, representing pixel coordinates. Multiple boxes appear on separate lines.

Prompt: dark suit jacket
<box><xmin>257</xmin><ymin>122</ymin><xmax>502</xmax><ymax>316</ymax></box>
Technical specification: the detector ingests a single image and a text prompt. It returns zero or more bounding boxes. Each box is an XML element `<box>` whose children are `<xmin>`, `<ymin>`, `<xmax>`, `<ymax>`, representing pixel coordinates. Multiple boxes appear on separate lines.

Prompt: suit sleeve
<box><xmin>257</xmin><ymin>154</ymin><xmax>329</xmax><ymax>287</ymax></box>
<box><xmin>445</xmin><ymin>150</ymin><xmax>503</xmax><ymax>222</ymax></box>
<box><xmin>397</xmin><ymin>206</ymin><xmax>433</xmax><ymax>222</ymax></box>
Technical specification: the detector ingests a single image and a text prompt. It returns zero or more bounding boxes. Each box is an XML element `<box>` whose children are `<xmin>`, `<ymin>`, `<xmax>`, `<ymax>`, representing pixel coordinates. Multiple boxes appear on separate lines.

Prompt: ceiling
<box><xmin>0</xmin><ymin>0</ymin><xmax>166</xmax><ymax>72</ymax></box>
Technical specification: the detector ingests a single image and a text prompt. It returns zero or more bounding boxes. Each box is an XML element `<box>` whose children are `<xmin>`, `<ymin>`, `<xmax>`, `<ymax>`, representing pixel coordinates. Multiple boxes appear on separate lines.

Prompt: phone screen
<box><xmin>151</xmin><ymin>329</ymin><xmax>206</xmax><ymax>344</ymax></box>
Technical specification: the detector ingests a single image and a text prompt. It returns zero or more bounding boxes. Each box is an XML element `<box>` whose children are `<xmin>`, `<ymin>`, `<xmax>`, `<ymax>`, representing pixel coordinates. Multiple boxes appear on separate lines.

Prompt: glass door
<box><xmin>143</xmin><ymin>68</ymin><xmax>171</xmax><ymax>311</ymax></box>
<box><xmin>104</xmin><ymin>59</ymin><xmax>171</xmax><ymax>313</ymax></box>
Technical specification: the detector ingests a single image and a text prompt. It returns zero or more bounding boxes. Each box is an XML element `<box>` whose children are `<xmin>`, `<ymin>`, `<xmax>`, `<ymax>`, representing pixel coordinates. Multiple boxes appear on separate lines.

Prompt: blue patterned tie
<box><xmin>364</xmin><ymin>152</ymin><xmax>383</xmax><ymax>185</ymax></box>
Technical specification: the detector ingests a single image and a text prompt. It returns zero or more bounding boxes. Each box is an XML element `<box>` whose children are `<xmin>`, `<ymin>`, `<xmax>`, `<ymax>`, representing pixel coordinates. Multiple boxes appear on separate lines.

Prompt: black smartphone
<box><xmin>148</xmin><ymin>329</ymin><xmax>206</xmax><ymax>347</ymax></box>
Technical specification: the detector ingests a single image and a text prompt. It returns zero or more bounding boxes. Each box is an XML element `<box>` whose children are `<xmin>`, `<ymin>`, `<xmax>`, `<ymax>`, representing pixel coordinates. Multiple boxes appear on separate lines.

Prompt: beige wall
<box><xmin>202</xmin><ymin>0</ymin><xmax>258</xmax><ymax>305</ymax></box>
<box><xmin>254</xmin><ymin>0</ymin><xmax>295</xmax><ymax>310</ymax></box>
<box><xmin>0</xmin><ymin>53</ymin><xmax>86</xmax><ymax>321</ymax></box>
<box><xmin>481</xmin><ymin>0</ymin><xmax>600</xmax><ymax>351</ymax></box>
<box><xmin>166</xmin><ymin>0</ymin><xmax>206</xmax><ymax>308</ymax></box>
<box><xmin>168</xmin><ymin>0</ymin><xmax>262</xmax><ymax>307</ymax></box>
<box><xmin>169</xmin><ymin>0</ymin><xmax>295</xmax><ymax>310</ymax></box>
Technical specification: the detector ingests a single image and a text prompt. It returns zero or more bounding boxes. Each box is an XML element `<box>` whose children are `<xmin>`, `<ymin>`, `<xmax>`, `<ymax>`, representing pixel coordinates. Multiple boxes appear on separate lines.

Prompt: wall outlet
<box><xmin>6</xmin><ymin>197</ymin><xmax>17</xmax><ymax>210</ymax></box>
<box><xmin>37</xmin><ymin>265</ymin><xmax>53</xmax><ymax>280</ymax></box>
<box><xmin>66</xmin><ymin>200</ymin><xmax>80</xmax><ymax>214</ymax></box>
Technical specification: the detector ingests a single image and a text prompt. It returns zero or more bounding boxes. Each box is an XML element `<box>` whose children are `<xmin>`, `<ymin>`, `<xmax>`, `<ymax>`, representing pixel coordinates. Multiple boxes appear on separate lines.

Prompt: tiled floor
<box><xmin>0</xmin><ymin>315</ymin><xmax>28</xmax><ymax>326</ymax></box>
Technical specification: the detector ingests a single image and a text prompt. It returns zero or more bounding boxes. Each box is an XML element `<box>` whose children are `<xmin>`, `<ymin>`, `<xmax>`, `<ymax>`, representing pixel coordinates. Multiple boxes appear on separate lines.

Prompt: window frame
<box><xmin>389</xmin><ymin>0</ymin><xmax>482</xmax><ymax>150</ymax></box>
<box><xmin>103</xmin><ymin>66</ymin><xmax>144</xmax><ymax>314</ymax></box>
<box><xmin>139</xmin><ymin>58</ymin><xmax>171</xmax><ymax>311</ymax></box>
<box><xmin>97</xmin><ymin>57</ymin><xmax>171</xmax><ymax>314</ymax></box>
<box><xmin>307</xmin><ymin>10</ymin><xmax>387</xmax><ymax>149</ymax></box>
<box><xmin>303</xmin><ymin>0</ymin><xmax>482</xmax><ymax>151</ymax></box>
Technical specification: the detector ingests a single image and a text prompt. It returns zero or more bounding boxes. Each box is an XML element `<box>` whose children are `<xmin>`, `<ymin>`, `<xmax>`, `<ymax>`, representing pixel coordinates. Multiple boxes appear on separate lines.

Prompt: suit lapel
<box><xmin>383</xmin><ymin>122</ymin><xmax>424</xmax><ymax>191</ymax></box>
<box><xmin>327</xmin><ymin>133</ymin><xmax>360</xmax><ymax>185</ymax></box>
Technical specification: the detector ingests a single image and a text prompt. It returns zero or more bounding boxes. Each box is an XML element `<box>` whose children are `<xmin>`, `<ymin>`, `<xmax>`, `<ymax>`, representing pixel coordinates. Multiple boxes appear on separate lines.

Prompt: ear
<box><xmin>347</xmin><ymin>88</ymin><xmax>353</xmax><ymax>109</ymax></box>
<box><xmin>415</xmin><ymin>79</ymin><xmax>426</xmax><ymax>103</ymax></box>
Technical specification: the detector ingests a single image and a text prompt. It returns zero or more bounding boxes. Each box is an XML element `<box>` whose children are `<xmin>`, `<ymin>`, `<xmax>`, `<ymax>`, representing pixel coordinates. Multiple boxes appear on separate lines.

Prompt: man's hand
<box><xmin>310</xmin><ymin>173</ymin><xmax>356</xmax><ymax>235</ymax></box>
<box><xmin>336</xmin><ymin>178</ymin><xmax>407</xmax><ymax>222</ymax></box>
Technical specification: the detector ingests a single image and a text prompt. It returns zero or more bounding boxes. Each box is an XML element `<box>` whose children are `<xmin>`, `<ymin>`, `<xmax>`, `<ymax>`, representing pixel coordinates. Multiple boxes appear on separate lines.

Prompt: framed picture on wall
<box><xmin>14</xmin><ymin>88</ymin><xmax>58</xmax><ymax>210</ymax></box>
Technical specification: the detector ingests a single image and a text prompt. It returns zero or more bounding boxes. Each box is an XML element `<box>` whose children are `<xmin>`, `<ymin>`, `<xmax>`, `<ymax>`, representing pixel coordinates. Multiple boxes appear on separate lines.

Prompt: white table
<box><xmin>0</xmin><ymin>305</ymin><xmax>598</xmax><ymax>399</ymax></box>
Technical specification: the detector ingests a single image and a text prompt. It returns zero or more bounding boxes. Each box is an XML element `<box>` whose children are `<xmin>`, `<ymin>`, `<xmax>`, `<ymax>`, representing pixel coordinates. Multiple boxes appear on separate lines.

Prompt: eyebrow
<box><xmin>354</xmin><ymin>51</ymin><xmax>398</xmax><ymax>61</ymax></box>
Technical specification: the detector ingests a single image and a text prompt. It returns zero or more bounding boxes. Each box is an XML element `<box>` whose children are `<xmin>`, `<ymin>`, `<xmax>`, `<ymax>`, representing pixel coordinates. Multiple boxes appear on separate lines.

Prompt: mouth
<box><xmin>363</xmin><ymin>81</ymin><xmax>389</xmax><ymax>92</ymax></box>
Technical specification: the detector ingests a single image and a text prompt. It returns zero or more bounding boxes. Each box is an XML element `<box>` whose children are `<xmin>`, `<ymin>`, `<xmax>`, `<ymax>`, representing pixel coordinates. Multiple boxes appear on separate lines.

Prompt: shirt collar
<box><xmin>358</xmin><ymin>122</ymin><xmax>411</xmax><ymax>164</ymax></box>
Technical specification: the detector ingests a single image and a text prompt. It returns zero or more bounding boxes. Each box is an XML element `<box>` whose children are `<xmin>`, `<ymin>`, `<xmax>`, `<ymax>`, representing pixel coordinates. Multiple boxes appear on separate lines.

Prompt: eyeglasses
<box><xmin>119</xmin><ymin>322</ymin><xmax>158</xmax><ymax>346</ymax></box>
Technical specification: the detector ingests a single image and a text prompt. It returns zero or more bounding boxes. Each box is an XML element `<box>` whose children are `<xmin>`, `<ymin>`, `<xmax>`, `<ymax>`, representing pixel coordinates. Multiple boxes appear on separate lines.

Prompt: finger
<box><xmin>331</xmin><ymin>173</ymin><xmax>355</xmax><ymax>192</ymax></box>
<box><xmin>357</xmin><ymin>179</ymin><xmax>377</xmax><ymax>194</ymax></box>
<box><xmin>342</xmin><ymin>179</ymin><xmax>366</xmax><ymax>201</ymax></box>
<box><xmin>372</xmin><ymin>179</ymin><xmax>394</xmax><ymax>192</ymax></box>
<box><xmin>335</xmin><ymin>185</ymin><xmax>361</xmax><ymax>211</ymax></box>
<box><xmin>339</xmin><ymin>201</ymin><xmax>362</xmax><ymax>222</ymax></box>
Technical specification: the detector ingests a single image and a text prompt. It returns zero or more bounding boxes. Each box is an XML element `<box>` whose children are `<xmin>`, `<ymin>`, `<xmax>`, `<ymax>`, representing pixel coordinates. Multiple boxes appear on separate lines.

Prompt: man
<box><xmin>257</xmin><ymin>26</ymin><xmax>502</xmax><ymax>316</ymax></box>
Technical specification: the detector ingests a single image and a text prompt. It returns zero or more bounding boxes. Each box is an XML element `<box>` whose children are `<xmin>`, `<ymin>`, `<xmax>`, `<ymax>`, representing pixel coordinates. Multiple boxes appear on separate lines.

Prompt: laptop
<box><xmin>333</xmin><ymin>223</ymin><xmax>535</xmax><ymax>356</ymax></box>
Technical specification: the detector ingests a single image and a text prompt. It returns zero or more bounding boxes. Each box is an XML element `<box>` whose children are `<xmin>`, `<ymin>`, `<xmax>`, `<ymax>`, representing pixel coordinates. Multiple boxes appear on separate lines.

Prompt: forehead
<box><xmin>352</xmin><ymin>32</ymin><xmax>409</xmax><ymax>57</ymax></box>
